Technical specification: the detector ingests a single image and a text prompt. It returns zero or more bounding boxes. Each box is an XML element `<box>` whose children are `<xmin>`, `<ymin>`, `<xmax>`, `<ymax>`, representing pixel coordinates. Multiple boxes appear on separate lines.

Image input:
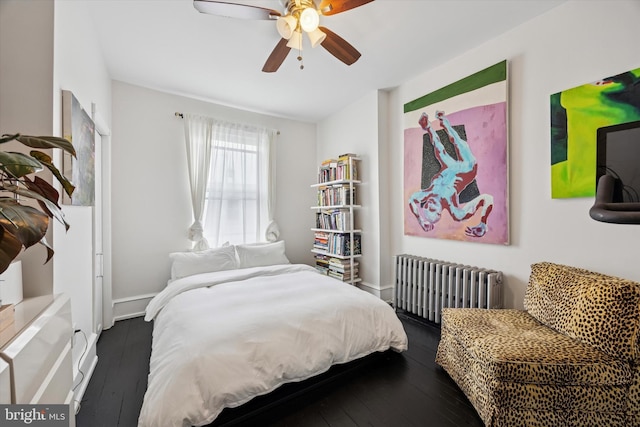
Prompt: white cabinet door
<box><xmin>1</xmin><ymin>295</ymin><xmax>72</xmax><ymax>403</ymax></box>
<box><xmin>0</xmin><ymin>358</ymin><xmax>10</xmax><ymax>404</ymax></box>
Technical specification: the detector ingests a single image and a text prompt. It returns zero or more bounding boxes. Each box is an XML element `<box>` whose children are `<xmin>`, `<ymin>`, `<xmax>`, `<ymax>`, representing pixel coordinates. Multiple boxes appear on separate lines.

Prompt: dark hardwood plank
<box><xmin>77</xmin><ymin>312</ymin><xmax>483</xmax><ymax>427</ymax></box>
<box><xmin>76</xmin><ymin>318</ymin><xmax>153</xmax><ymax>427</ymax></box>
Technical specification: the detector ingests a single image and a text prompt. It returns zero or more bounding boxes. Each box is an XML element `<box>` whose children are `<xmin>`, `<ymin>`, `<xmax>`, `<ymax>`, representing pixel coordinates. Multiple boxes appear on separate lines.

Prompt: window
<box><xmin>203</xmin><ymin>137</ymin><xmax>261</xmax><ymax>246</ymax></box>
<box><xmin>183</xmin><ymin>115</ymin><xmax>277</xmax><ymax>250</ymax></box>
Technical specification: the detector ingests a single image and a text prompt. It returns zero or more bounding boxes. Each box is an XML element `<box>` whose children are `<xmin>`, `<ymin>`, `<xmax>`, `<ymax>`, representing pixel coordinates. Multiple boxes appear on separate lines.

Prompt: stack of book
<box><xmin>313</xmin><ymin>231</ymin><xmax>330</xmax><ymax>252</ymax></box>
<box><xmin>336</xmin><ymin>153</ymin><xmax>358</xmax><ymax>181</ymax></box>
<box><xmin>314</xmin><ymin>254</ymin><xmax>331</xmax><ymax>275</ymax></box>
<box><xmin>317</xmin><ymin>154</ymin><xmax>359</xmax><ymax>183</ymax></box>
<box><xmin>327</xmin><ymin>258</ymin><xmax>359</xmax><ymax>282</ymax></box>
<box><xmin>313</xmin><ymin>255</ymin><xmax>359</xmax><ymax>282</ymax></box>
<box><xmin>318</xmin><ymin>158</ymin><xmax>338</xmax><ymax>183</ymax></box>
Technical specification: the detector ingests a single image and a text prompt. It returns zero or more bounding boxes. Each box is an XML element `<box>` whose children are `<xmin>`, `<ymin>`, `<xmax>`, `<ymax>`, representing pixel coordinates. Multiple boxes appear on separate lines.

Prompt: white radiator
<box><xmin>393</xmin><ymin>254</ymin><xmax>503</xmax><ymax>323</ymax></box>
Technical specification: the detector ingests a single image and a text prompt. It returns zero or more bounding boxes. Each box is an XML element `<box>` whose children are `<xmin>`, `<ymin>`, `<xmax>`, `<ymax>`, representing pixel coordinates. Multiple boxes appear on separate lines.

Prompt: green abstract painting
<box><xmin>550</xmin><ymin>67</ymin><xmax>640</xmax><ymax>198</ymax></box>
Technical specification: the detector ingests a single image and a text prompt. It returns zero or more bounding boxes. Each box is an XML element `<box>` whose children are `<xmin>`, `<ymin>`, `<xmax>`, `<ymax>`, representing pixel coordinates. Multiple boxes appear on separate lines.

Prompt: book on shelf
<box><xmin>313</xmin><ymin>231</ymin><xmax>329</xmax><ymax>252</ymax></box>
<box><xmin>318</xmin><ymin>154</ymin><xmax>359</xmax><ymax>183</ymax></box>
<box><xmin>313</xmin><ymin>233</ymin><xmax>361</xmax><ymax>257</ymax></box>
<box><xmin>315</xmin><ymin>265</ymin><xmax>330</xmax><ymax>275</ymax></box>
<box><xmin>315</xmin><ymin>254</ymin><xmax>330</xmax><ymax>264</ymax></box>
<box><xmin>328</xmin><ymin>258</ymin><xmax>359</xmax><ymax>273</ymax></box>
<box><xmin>314</xmin><ymin>254</ymin><xmax>330</xmax><ymax>275</ymax></box>
<box><xmin>321</xmin><ymin>233</ymin><xmax>361</xmax><ymax>256</ymax></box>
<box><xmin>316</xmin><ymin>185</ymin><xmax>356</xmax><ymax>207</ymax></box>
<box><xmin>328</xmin><ymin>270</ymin><xmax>358</xmax><ymax>281</ymax></box>
<box><xmin>315</xmin><ymin>210</ymin><xmax>354</xmax><ymax>231</ymax></box>
<box><xmin>338</xmin><ymin>154</ymin><xmax>358</xmax><ymax>181</ymax></box>
<box><xmin>341</xmin><ymin>233</ymin><xmax>361</xmax><ymax>256</ymax></box>
<box><xmin>328</xmin><ymin>257</ymin><xmax>357</xmax><ymax>266</ymax></box>
<box><xmin>315</xmin><ymin>255</ymin><xmax>359</xmax><ymax>281</ymax></box>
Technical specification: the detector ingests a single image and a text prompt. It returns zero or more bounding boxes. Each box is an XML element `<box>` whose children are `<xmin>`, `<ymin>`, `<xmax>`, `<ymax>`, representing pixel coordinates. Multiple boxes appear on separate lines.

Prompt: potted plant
<box><xmin>0</xmin><ymin>133</ymin><xmax>76</xmax><ymax>274</ymax></box>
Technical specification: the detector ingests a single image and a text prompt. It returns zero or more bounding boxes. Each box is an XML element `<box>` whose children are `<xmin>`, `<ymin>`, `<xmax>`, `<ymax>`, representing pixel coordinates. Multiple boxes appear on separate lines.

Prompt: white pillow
<box><xmin>235</xmin><ymin>240</ymin><xmax>290</xmax><ymax>269</ymax></box>
<box><xmin>169</xmin><ymin>245</ymin><xmax>238</xmax><ymax>280</ymax></box>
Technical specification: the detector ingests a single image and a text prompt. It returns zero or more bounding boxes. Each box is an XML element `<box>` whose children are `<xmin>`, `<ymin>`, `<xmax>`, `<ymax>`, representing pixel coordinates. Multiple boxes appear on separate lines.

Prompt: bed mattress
<box><xmin>138</xmin><ymin>264</ymin><xmax>408</xmax><ymax>427</ymax></box>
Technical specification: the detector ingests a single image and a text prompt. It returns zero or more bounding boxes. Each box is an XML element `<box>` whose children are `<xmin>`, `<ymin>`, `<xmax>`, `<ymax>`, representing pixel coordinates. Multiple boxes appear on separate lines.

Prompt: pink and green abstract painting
<box><xmin>550</xmin><ymin>66</ymin><xmax>640</xmax><ymax>198</ymax></box>
<box><xmin>403</xmin><ymin>60</ymin><xmax>509</xmax><ymax>245</ymax></box>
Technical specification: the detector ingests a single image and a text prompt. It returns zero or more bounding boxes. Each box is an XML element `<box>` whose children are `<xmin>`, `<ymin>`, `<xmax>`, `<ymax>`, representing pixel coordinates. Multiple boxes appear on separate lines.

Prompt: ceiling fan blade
<box><xmin>318</xmin><ymin>0</ymin><xmax>374</xmax><ymax>16</ymax></box>
<box><xmin>193</xmin><ymin>1</ymin><xmax>281</xmax><ymax>20</ymax></box>
<box><xmin>262</xmin><ymin>38</ymin><xmax>291</xmax><ymax>73</ymax></box>
<box><xmin>319</xmin><ymin>26</ymin><xmax>361</xmax><ymax>66</ymax></box>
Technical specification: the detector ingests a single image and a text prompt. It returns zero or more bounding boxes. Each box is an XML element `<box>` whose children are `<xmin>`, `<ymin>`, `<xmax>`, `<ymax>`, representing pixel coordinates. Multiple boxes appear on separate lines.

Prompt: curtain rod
<box><xmin>175</xmin><ymin>112</ymin><xmax>280</xmax><ymax>135</ymax></box>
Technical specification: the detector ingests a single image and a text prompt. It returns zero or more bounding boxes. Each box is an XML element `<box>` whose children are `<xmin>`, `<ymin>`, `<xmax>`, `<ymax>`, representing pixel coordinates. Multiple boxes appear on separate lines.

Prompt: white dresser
<box><xmin>0</xmin><ymin>294</ymin><xmax>74</xmax><ymax>409</ymax></box>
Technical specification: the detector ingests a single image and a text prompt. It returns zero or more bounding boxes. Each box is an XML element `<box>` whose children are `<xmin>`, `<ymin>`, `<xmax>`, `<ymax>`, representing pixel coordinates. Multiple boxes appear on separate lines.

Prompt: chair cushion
<box><xmin>524</xmin><ymin>262</ymin><xmax>640</xmax><ymax>362</ymax></box>
<box><xmin>629</xmin><ymin>368</ymin><xmax>640</xmax><ymax>412</ymax></box>
<box><xmin>440</xmin><ymin>308</ymin><xmax>632</xmax><ymax>386</ymax></box>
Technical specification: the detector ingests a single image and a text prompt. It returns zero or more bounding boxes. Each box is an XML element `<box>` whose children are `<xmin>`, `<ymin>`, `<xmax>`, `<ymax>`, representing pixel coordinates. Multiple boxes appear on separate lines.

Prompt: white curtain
<box><xmin>197</xmin><ymin>119</ymin><xmax>278</xmax><ymax>247</ymax></box>
<box><xmin>183</xmin><ymin>114</ymin><xmax>214</xmax><ymax>251</ymax></box>
<box><xmin>263</xmin><ymin>130</ymin><xmax>280</xmax><ymax>242</ymax></box>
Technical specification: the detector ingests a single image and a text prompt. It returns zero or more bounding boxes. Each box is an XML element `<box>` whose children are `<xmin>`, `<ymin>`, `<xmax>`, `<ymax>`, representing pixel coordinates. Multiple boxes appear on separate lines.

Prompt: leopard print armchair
<box><xmin>435</xmin><ymin>262</ymin><xmax>640</xmax><ymax>427</ymax></box>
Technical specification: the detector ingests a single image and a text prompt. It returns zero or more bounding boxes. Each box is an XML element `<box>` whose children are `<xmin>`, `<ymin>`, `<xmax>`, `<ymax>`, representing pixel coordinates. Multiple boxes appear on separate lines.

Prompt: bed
<box><xmin>138</xmin><ymin>242</ymin><xmax>408</xmax><ymax>427</ymax></box>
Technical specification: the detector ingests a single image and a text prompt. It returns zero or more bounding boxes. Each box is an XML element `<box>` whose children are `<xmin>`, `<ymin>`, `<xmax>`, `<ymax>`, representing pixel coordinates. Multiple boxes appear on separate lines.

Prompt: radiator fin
<box><xmin>393</xmin><ymin>255</ymin><xmax>503</xmax><ymax>323</ymax></box>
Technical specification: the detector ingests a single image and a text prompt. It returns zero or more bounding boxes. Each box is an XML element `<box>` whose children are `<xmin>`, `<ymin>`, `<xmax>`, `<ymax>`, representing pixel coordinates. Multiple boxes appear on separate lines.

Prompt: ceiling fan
<box><xmin>193</xmin><ymin>0</ymin><xmax>374</xmax><ymax>72</ymax></box>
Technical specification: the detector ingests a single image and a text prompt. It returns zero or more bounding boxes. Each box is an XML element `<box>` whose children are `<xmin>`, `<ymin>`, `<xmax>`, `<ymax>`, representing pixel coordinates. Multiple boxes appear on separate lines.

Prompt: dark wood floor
<box><xmin>76</xmin><ymin>312</ymin><xmax>483</xmax><ymax>427</ymax></box>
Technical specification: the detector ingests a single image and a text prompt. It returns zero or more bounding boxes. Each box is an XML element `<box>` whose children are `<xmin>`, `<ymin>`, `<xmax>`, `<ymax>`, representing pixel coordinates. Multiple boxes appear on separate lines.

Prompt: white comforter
<box><xmin>138</xmin><ymin>264</ymin><xmax>408</xmax><ymax>427</ymax></box>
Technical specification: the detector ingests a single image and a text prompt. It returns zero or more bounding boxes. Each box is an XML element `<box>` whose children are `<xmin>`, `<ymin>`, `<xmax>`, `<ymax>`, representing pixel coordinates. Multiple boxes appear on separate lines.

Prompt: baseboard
<box><xmin>65</xmin><ymin>389</ymin><xmax>77</xmax><ymax>427</ymax></box>
<box><xmin>112</xmin><ymin>293</ymin><xmax>157</xmax><ymax>321</ymax></box>
<box><xmin>357</xmin><ymin>281</ymin><xmax>394</xmax><ymax>302</ymax></box>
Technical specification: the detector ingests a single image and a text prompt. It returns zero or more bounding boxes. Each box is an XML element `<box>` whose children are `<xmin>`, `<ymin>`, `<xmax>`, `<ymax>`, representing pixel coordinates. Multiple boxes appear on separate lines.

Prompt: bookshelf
<box><xmin>311</xmin><ymin>154</ymin><xmax>361</xmax><ymax>285</ymax></box>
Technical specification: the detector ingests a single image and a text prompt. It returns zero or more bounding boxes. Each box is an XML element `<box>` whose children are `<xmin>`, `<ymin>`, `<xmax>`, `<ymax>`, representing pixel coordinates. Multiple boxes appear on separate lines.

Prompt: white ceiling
<box><xmin>84</xmin><ymin>0</ymin><xmax>566</xmax><ymax>122</ymax></box>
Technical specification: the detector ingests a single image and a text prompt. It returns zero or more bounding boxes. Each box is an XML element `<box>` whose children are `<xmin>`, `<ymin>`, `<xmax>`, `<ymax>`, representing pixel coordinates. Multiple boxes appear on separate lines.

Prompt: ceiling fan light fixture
<box><xmin>299</xmin><ymin>7</ymin><xmax>320</xmax><ymax>32</ymax></box>
<box><xmin>286</xmin><ymin>29</ymin><xmax>303</xmax><ymax>49</ymax></box>
<box><xmin>276</xmin><ymin>15</ymin><xmax>297</xmax><ymax>39</ymax></box>
<box><xmin>307</xmin><ymin>27</ymin><xmax>326</xmax><ymax>48</ymax></box>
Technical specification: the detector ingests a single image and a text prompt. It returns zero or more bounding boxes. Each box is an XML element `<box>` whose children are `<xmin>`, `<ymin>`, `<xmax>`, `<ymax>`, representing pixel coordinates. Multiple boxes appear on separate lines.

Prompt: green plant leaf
<box><xmin>0</xmin><ymin>134</ymin><xmax>19</xmax><ymax>144</ymax></box>
<box><xmin>37</xmin><ymin>236</ymin><xmax>54</xmax><ymax>265</ymax></box>
<box><xmin>0</xmin><ymin>133</ymin><xmax>76</xmax><ymax>270</ymax></box>
<box><xmin>10</xmin><ymin>187</ymin><xmax>69</xmax><ymax>231</ymax></box>
<box><xmin>0</xmin><ymin>225</ymin><xmax>23</xmax><ymax>275</ymax></box>
<box><xmin>24</xmin><ymin>176</ymin><xmax>60</xmax><ymax>216</ymax></box>
<box><xmin>0</xmin><ymin>197</ymin><xmax>49</xmax><ymax>249</ymax></box>
<box><xmin>13</xmin><ymin>134</ymin><xmax>76</xmax><ymax>158</ymax></box>
<box><xmin>30</xmin><ymin>151</ymin><xmax>75</xmax><ymax>198</ymax></box>
<box><xmin>0</xmin><ymin>151</ymin><xmax>43</xmax><ymax>178</ymax></box>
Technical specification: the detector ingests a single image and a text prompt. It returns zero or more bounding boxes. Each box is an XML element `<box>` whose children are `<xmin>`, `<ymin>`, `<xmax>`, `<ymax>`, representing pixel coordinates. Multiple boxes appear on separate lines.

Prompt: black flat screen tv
<box><xmin>596</xmin><ymin>120</ymin><xmax>640</xmax><ymax>203</ymax></box>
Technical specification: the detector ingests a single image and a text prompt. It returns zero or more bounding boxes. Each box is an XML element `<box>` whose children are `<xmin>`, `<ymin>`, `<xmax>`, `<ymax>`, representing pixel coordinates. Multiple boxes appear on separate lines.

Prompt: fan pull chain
<box><xmin>297</xmin><ymin>33</ymin><xmax>304</xmax><ymax>70</ymax></box>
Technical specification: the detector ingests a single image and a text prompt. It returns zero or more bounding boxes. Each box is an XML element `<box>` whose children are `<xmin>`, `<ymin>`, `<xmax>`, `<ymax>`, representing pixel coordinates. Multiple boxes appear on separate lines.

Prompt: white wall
<box><xmin>0</xmin><ymin>0</ymin><xmax>55</xmax><ymax>297</ymax></box>
<box><xmin>52</xmin><ymin>0</ymin><xmax>112</xmax><ymax>326</ymax></box>
<box><xmin>111</xmin><ymin>82</ymin><xmax>317</xmax><ymax>318</ymax></box>
<box><xmin>0</xmin><ymin>0</ymin><xmax>110</xmax><ymax>405</ymax></box>
<box><xmin>52</xmin><ymin>0</ymin><xmax>112</xmax><ymax>405</ymax></box>
<box><xmin>386</xmin><ymin>0</ymin><xmax>640</xmax><ymax>309</ymax></box>
<box><xmin>317</xmin><ymin>91</ymin><xmax>393</xmax><ymax>299</ymax></box>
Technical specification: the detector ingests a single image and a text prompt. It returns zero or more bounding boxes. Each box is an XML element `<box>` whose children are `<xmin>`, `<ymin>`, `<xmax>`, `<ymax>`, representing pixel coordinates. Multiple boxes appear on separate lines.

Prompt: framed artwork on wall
<box><xmin>403</xmin><ymin>60</ymin><xmax>509</xmax><ymax>245</ymax></box>
<box><xmin>550</xmin><ymin>66</ymin><xmax>640</xmax><ymax>198</ymax></box>
<box><xmin>62</xmin><ymin>90</ymin><xmax>95</xmax><ymax>206</ymax></box>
